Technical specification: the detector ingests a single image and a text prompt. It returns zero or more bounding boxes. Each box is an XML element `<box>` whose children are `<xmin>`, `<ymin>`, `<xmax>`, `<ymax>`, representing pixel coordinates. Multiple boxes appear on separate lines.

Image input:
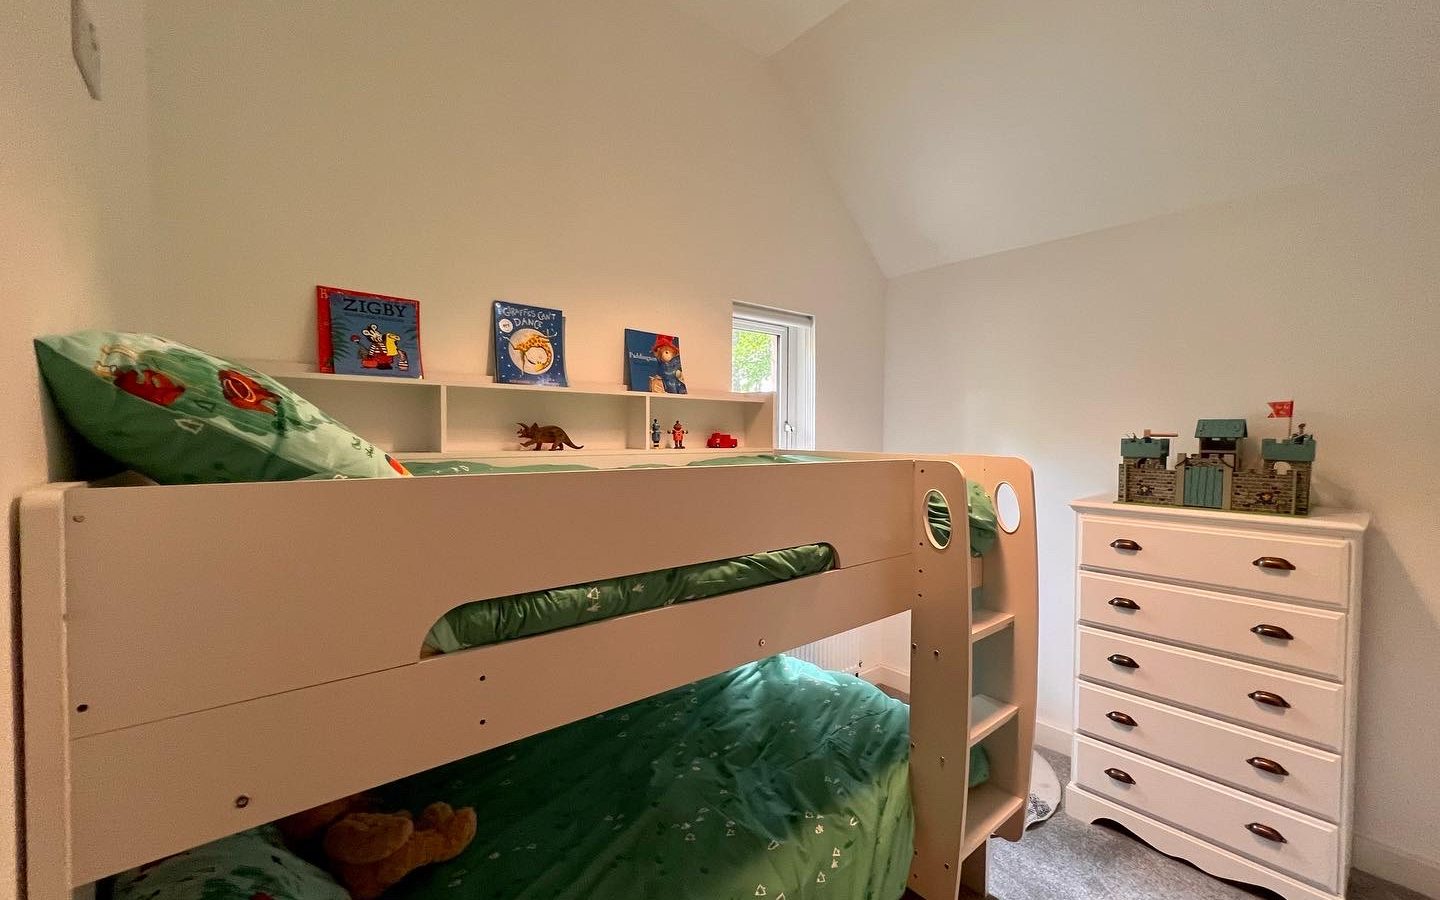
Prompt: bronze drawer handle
<box><xmin>1109</xmin><ymin>597</ymin><xmax>1141</xmax><ymax>610</ymax></box>
<box><xmin>1251</xmin><ymin>624</ymin><xmax>1295</xmax><ymax>641</ymax></box>
<box><xmin>1246</xmin><ymin>822</ymin><xmax>1287</xmax><ymax>844</ymax></box>
<box><xmin>1248</xmin><ymin>690</ymin><xmax>1291</xmax><ymax>709</ymax></box>
<box><xmin>1246</xmin><ymin>756</ymin><xmax>1290</xmax><ymax>777</ymax></box>
<box><xmin>1110</xmin><ymin>539</ymin><xmax>1143</xmax><ymax>552</ymax></box>
<box><xmin>1106</xmin><ymin>711</ymin><xmax>1138</xmax><ymax>727</ymax></box>
<box><xmin>1107</xmin><ymin>654</ymin><xmax>1140</xmax><ymax>669</ymax></box>
<box><xmin>1104</xmin><ymin>767</ymin><xmax>1135</xmax><ymax>785</ymax></box>
<box><xmin>1253</xmin><ymin>556</ymin><xmax>1296</xmax><ymax>571</ymax></box>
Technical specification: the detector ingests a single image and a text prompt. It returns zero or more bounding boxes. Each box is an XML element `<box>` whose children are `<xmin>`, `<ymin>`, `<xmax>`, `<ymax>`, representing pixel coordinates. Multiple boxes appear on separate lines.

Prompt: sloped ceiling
<box><xmin>665</xmin><ymin>0</ymin><xmax>851</xmax><ymax>57</ymax></box>
<box><xmin>770</xmin><ymin>0</ymin><xmax>1440</xmax><ymax>276</ymax></box>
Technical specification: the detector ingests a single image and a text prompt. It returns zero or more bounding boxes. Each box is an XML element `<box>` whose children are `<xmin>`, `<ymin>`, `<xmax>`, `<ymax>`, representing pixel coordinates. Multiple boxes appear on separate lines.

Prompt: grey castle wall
<box><xmin>1121</xmin><ymin>461</ymin><xmax>1178</xmax><ymax>505</ymax></box>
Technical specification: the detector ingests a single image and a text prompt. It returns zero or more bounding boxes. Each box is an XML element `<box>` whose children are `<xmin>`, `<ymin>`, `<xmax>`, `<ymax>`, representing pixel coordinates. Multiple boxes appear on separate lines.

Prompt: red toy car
<box><xmin>706</xmin><ymin>432</ymin><xmax>739</xmax><ymax>449</ymax></box>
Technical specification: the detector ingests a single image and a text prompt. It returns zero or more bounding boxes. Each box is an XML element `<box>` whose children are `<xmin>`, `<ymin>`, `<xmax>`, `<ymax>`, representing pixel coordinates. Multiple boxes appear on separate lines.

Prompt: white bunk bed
<box><xmin>20</xmin><ymin>451</ymin><xmax>1037</xmax><ymax>900</ymax></box>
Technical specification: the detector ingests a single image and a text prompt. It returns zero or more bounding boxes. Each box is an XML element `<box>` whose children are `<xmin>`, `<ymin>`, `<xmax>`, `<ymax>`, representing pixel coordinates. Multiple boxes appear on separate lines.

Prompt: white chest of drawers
<box><xmin>1065</xmin><ymin>495</ymin><xmax>1369</xmax><ymax>900</ymax></box>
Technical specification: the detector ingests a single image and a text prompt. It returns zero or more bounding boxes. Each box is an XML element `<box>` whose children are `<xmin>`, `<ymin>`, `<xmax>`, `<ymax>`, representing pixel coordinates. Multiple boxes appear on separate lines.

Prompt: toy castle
<box><xmin>1119</xmin><ymin>419</ymin><xmax>1317</xmax><ymax>516</ymax></box>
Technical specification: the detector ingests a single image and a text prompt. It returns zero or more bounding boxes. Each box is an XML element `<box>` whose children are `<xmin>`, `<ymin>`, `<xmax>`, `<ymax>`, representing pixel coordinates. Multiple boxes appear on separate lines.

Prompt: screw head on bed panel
<box><xmin>932</xmin><ymin>649</ymin><xmax>941</xmax><ymax>659</ymax></box>
<box><xmin>758</xmin><ymin>639</ymin><xmax>767</xmax><ymax>648</ymax></box>
<box><xmin>234</xmin><ymin>795</ymin><xmax>250</xmax><ymax>809</ymax></box>
<box><xmin>74</xmin><ymin>704</ymin><xmax>88</xmax><ymax>713</ymax></box>
<box><xmin>478</xmin><ymin>674</ymin><xmax>487</xmax><ymax>682</ymax></box>
<box><xmin>71</xmin><ymin>515</ymin><xmax>85</xmax><ymax>523</ymax></box>
<box><xmin>910</xmin><ymin>643</ymin><xmax>917</xmax><ymax>652</ymax></box>
<box><xmin>940</xmin><ymin>756</ymin><xmax>946</xmax><ymax>767</ymax></box>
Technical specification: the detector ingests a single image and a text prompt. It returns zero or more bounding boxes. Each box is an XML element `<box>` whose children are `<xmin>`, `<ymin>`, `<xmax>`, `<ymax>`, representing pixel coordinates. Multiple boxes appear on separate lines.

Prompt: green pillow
<box><xmin>968</xmin><ymin>480</ymin><xmax>999</xmax><ymax>557</ymax></box>
<box><xmin>35</xmin><ymin>331</ymin><xmax>409</xmax><ymax>484</ymax></box>
<box><xmin>111</xmin><ymin>825</ymin><xmax>349</xmax><ymax>900</ymax></box>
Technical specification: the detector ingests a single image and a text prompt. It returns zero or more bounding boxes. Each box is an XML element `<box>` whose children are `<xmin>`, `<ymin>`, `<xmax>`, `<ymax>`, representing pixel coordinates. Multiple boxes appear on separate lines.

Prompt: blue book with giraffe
<box><xmin>493</xmin><ymin>301</ymin><xmax>568</xmax><ymax>386</ymax></box>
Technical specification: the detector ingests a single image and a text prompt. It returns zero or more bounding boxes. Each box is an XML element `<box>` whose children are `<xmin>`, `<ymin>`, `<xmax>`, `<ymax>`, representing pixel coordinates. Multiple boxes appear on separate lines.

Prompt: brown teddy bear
<box><xmin>279</xmin><ymin>795</ymin><xmax>477</xmax><ymax>899</ymax></box>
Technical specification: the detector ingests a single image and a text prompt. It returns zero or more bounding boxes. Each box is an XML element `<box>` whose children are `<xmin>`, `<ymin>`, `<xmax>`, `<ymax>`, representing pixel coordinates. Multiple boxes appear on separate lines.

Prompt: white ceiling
<box><xmin>666</xmin><ymin>0</ymin><xmax>852</xmax><ymax>57</ymax></box>
<box><xmin>771</xmin><ymin>0</ymin><xmax>1440</xmax><ymax>276</ymax></box>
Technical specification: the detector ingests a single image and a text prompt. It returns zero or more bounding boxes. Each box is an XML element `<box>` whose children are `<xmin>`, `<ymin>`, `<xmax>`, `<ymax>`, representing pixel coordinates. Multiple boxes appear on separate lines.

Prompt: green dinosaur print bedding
<box><xmin>423</xmin><ymin>544</ymin><xmax>834</xmax><ymax>654</ymax></box>
<box><xmin>411</xmin><ymin>454</ymin><xmax>998</xmax><ymax>654</ymax></box>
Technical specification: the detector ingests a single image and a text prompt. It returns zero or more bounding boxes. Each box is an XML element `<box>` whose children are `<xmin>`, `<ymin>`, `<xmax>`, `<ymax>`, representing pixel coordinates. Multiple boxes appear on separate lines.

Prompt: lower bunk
<box><xmin>111</xmin><ymin>656</ymin><xmax>988</xmax><ymax>900</ymax></box>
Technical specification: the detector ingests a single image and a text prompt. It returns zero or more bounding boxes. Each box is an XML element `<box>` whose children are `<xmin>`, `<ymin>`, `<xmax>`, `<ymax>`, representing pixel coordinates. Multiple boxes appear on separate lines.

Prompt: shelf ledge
<box><xmin>962</xmin><ymin>784</ymin><xmax>1026</xmax><ymax>857</ymax></box>
<box><xmin>970</xmin><ymin>609</ymin><xmax>1014</xmax><ymax>644</ymax></box>
<box><xmin>242</xmin><ymin>359</ymin><xmax>771</xmax><ymax>404</ymax></box>
<box><xmin>968</xmin><ymin>694</ymin><xmax>1019</xmax><ymax>746</ymax></box>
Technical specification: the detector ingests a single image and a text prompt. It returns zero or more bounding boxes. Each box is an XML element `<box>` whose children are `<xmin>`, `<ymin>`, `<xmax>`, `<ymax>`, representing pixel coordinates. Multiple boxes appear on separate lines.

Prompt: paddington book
<box><xmin>316</xmin><ymin>285</ymin><xmax>424</xmax><ymax>378</ymax></box>
<box><xmin>493</xmin><ymin>301</ymin><xmax>568</xmax><ymax>386</ymax></box>
<box><xmin>625</xmin><ymin>329</ymin><xmax>688</xmax><ymax>394</ymax></box>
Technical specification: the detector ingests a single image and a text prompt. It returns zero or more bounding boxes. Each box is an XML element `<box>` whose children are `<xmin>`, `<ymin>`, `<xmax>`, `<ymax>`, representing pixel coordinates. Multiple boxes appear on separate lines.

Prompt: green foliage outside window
<box><xmin>731</xmin><ymin>329</ymin><xmax>777</xmax><ymax>392</ymax></box>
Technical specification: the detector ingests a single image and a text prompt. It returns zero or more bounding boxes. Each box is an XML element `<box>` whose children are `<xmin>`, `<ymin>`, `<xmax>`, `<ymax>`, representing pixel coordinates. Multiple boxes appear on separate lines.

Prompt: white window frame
<box><xmin>732</xmin><ymin>302</ymin><xmax>816</xmax><ymax>451</ymax></box>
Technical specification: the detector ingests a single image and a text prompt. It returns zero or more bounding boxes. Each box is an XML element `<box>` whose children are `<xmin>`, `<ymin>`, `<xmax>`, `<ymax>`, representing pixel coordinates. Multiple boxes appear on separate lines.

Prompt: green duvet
<box><xmin>377</xmin><ymin>657</ymin><xmax>916</xmax><ymax>900</ymax></box>
<box><xmin>413</xmin><ymin>455</ymin><xmax>998</xmax><ymax>654</ymax></box>
<box><xmin>115</xmin><ymin>657</ymin><xmax>918</xmax><ymax>900</ymax></box>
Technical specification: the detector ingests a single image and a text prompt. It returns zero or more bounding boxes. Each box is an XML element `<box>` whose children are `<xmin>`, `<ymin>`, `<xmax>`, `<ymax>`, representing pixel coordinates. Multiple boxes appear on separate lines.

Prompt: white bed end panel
<box><xmin>20</xmin><ymin>484</ymin><xmax>81</xmax><ymax>900</ymax></box>
<box><xmin>18</xmin><ymin>456</ymin><xmax>1027</xmax><ymax>896</ymax></box>
<box><xmin>60</xmin><ymin>459</ymin><xmax>913</xmax><ymax>738</ymax></box>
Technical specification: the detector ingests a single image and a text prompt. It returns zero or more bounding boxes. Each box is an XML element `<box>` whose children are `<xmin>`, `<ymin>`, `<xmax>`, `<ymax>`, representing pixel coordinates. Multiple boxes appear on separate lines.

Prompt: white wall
<box><xmin>774</xmin><ymin>0</ymin><xmax>1440</xmax><ymax>276</ymax></box>
<box><xmin>132</xmin><ymin>0</ymin><xmax>887</xmax><ymax>451</ymax></box>
<box><xmin>0</xmin><ymin>0</ymin><xmax>152</xmax><ymax>893</ymax></box>
<box><xmin>883</xmin><ymin>162</ymin><xmax>1440</xmax><ymax>888</ymax></box>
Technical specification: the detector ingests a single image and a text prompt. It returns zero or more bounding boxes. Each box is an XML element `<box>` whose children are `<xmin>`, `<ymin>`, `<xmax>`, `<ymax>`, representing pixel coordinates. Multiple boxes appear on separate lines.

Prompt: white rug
<box><xmin>1025</xmin><ymin>750</ymin><xmax>1061</xmax><ymax>828</ymax></box>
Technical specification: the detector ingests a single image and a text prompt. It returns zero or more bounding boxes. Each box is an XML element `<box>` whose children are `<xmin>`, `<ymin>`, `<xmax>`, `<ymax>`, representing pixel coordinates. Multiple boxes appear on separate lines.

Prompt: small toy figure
<box><xmin>650</xmin><ymin>417</ymin><xmax>662</xmax><ymax>449</ymax></box>
<box><xmin>706</xmin><ymin>432</ymin><xmax>739</xmax><ymax>449</ymax></box>
<box><xmin>670</xmin><ymin>420</ymin><xmax>687</xmax><ymax>449</ymax></box>
<box><xmin>516</xmin><ymin>422</ymin><xmax>584</xmax><ymax>451</ymax></box>
<box><xmin>279</xmin><ymin>793</ymin><xmax>476</xmax><ymax>900</ymax></box>
<box><xmin>648</xmin><ymin>335</ymin><xmax>687</xmax><ymax>394</ymax></box>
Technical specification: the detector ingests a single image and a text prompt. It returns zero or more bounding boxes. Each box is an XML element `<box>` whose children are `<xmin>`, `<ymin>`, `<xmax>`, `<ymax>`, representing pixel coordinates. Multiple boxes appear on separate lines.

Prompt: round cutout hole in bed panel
<box><xmin>996</xmin><ymin>481</ymin><xmax>1022</xmax><ymax>534</ymax></box>
<box><xmin>924</xmin><ymin>489</ymin><xmax>952</xmax><ymax>550</ymax></box>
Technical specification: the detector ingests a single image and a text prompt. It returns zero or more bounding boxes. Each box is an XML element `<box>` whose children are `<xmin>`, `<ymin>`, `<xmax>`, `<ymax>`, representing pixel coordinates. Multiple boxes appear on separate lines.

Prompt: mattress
<box><xmin>114</xmin><ymin>656</ymin><xmax>923</xmax><ymax>900</ymax></box>
<box><xmin>412</xmin><ymin>454</ymin><xmax>997</xmax><ymax>654</ymax></box>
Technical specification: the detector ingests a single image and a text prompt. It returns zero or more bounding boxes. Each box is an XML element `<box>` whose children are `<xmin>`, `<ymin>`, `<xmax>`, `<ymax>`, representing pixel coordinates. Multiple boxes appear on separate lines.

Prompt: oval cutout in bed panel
<box><xmin>925</xmin><ymin>489</ymin><xmax>952</xmax><ymax>549</ymax></box>
<box><xmin>995</xmin><ymin>482</ymin><xmax>1022</xmax><ymax>534</ymax></box>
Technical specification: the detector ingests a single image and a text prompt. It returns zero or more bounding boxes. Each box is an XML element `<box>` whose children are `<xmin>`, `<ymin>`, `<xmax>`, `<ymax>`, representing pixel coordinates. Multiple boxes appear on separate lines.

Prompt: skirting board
<box><xmin>1032</xmin><ymin>718</ymin><xmax>1071</xmax><ymax>756</ymax></box>
<box><xmin>1353</xmin><ymin>836</ymin><xmax>1440</xmax><ymax>899</ymax></box>
<box><xmin>860</xmin><ymin>664</ymin><xmax>910</xmax><ymax>696</ymax></box>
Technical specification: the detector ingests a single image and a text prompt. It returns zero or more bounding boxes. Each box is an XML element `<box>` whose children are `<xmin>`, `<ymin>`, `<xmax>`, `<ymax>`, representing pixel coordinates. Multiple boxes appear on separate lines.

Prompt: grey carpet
<box><xmin>974</xmin><ymin>748</ymin><xmax>1430</xmax><ymax>900</ymax></box>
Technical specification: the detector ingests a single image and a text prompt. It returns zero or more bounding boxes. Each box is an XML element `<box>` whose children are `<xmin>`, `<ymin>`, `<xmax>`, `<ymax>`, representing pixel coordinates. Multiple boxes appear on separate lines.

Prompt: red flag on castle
<box><xmin>1267</xmin><ymin>400</ymin><xmax>1294</xmax><ymax>419</ymax></box>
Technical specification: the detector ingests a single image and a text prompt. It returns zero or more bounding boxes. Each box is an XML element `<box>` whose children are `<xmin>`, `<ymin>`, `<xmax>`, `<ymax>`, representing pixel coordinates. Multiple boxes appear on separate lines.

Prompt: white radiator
<box><xmin>787</xmin><ymin>628</ymin><xmax>866</xmax><ymax>674</ymax></box>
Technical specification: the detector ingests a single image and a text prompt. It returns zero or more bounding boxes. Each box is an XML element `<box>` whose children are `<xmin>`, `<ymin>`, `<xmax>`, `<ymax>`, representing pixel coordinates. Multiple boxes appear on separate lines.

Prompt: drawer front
<box><xmin>1078</xmin><ymin>627</ymin><xmax>1344</xmax><ymax>750</ymax></box>
<box><xmin>1079</xmin><ymin>572</ymin><xmax>1347</xmax><ymax>678</ymax></box>
<box><xmin>1077</xmin><ymin>682</ymin><xmax>1343</xmax><ymax>821</ymax></box>
<box><xmin>1075</xmin><ymin>735</ymin><xmax>1340</xmax><ymax>889</ymax></box>
<box><xmin>1079</xmin><ymin>516</ymin><xmax>1351</xmax><ymax>607</ymax></box>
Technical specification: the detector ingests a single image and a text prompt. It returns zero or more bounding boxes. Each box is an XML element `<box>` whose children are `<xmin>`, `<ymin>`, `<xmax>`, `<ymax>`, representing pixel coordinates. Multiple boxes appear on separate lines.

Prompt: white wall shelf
<box><xmin>244</xmin><ymin>360</ymin><xmax>775</xmax><ymax>456</ymax></box>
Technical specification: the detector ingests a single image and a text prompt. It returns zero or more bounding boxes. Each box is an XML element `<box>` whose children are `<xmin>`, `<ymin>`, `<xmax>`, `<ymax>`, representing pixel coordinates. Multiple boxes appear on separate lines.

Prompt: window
<box><xmin>732</xmin><ymin>303</ymin><xmax>815</xmax><ymax>450</ymax></box>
